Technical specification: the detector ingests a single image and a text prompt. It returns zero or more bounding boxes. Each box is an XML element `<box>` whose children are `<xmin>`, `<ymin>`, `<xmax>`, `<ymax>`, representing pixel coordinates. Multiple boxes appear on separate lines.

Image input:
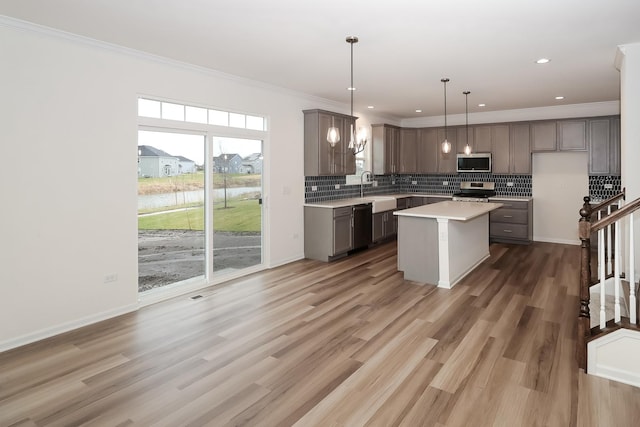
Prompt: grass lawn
<box><xmin>138</xmin><ymin>198</ymin><xmax>261</xmax><ymax>232</ymax></box>
<box><xmin>138</xmin><ymin>172</ymin><xmax>261</xmax><ymax>195</ymax></box>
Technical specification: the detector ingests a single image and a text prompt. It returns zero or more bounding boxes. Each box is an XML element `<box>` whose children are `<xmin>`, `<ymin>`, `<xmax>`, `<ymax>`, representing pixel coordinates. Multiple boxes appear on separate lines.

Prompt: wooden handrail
<box><xmin>589</xmin><ymin>191</ymin><xmax>626</xmax><ymax>214</ymax></box>
<box><xmin>589</xmin><ymin>198</ymin><xmax>640</xmax><ymax>234</ymax></box>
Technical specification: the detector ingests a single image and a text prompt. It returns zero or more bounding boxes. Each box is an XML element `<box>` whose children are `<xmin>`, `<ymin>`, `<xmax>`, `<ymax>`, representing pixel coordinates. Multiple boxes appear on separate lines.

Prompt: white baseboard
<box><xmin>0</xmin><ymin>303</ymin><xmax>138</xmax><ymax>353</ymax></box>
<box><xmin>587</xmin><ymin>329</ymin><xmax>640</xmax><ymax>388</ymax></box>
<box><xmin>269</xmin><ymin>253</ymin><xmax>304</xmax><ymax>268</ymax></box>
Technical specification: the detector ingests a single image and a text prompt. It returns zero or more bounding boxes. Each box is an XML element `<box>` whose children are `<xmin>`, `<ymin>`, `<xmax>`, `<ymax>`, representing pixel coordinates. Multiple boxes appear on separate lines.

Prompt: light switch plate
<box><xmin>443</xmin><ymin>181</ymin><xmax>449</xmax><ymax>186</ymax></box>
<box><xmin>412</xmin><ymin>180</ymin><xmax>417</xmax><ymax>185</ymax></box>
<box><xmin>334</xmin><ymin>184</ymin><xmax>340</xmax><ymax>190</ymax></box>
<box><xmin>311</xmin><ymin>185</ymin><xmax>317</xmax><ymax>191</ymax></box>
<box><xmin>507</xmin><ymin>182</ymin><xmax>514</xmax><ymax>187</ymax></box>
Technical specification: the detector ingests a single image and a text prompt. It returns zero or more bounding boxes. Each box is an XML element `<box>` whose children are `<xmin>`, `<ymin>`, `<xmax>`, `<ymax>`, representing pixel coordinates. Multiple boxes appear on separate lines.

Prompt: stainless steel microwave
<box><xmin>457</xmin><ymin>153</ymin><xmax>492</xmax><ymax>173</ymax></box>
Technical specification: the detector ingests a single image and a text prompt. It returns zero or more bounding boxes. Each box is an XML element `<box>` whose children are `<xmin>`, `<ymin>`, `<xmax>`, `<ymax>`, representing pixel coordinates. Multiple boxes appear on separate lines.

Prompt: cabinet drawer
<box><xmin>333</xmin><ymin>206</ymin><xmax>353</xmax><ymax>218</ymax></box>
<box><xmin>492</xmin><ymin>200</ymin><xmax>528</xmax><ymax>210</ymax></box>
<box><xmin>490</xmin><ymin>223</ymin><xmax>529</xmax><ymax>239</ymax></box>
<box><xmin>490</xmin><ymin>208</ymin><xmax>528</xmax><ymax>224</ymax></box>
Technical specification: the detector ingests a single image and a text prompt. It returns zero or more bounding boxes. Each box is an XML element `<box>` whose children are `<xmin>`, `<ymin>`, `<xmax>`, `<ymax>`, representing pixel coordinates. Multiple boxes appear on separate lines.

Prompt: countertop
<box><xmin>393</xmin><ymin>200</ymin><xmax>504</xmax><ymax>221</ymax></box>
<box><xmin>304</xmin><ymin>193</ymin><xmax>530</xmax><ymax>209</ymax></box>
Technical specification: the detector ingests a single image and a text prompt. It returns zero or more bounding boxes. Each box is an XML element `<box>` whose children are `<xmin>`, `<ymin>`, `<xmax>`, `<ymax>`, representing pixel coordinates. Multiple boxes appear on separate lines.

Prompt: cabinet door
<box><xmin>333</xmin><ymin>214</ymin><xmax>353</xmax><ymax>255</ymax></box>
<box><xmin>417</xmin><ymin>128</ymin><xmax>438</xmax><ymax>173</ymax></box>
<box><xmin>437</xmin><ymin>128</ymin><xmax>457</xmax><ymax>173</ymax></box>
<box><xmin>588</xmin><ymin>119</ymin><xmax>611</xmax><ymax>175</ymax></box>
<box><xmin>317</xmin><ymin>112</ymin><xmax>335</xmax><ymax>175</ymax></box>
<box><xmin>457</xmin><ymin>126</ymin><xmax>474</xmax><ymax>153</ymax></box>
<box><xmin>399</xmin><ymin>128</ymin><xmax>418</xmax><ymax>173</ymax></box>
<box><xmin>531</xmin><ymin>121</ymin><xmax>557</xmax><ymax>152</ymax></box>
<box><xmin>474</xmin><ymin>126</ymin><xmax>493</xmax><ymax>152</ymax></box>
<box><xmin>510</xmin><ymin>123</ymin><xmax>531</xmax><ymax>174</ymax></box>
<box><xmin>610</xmin><ymin>117</ymin><xmax>621</xmax><ymax>175</ymax></box>
<box><xmin>372</xmin><ymin>212</ymin><xmax>384</xmax><ymax>242</ymax></box>
<box><xmin>491</xmin><ymin>125</ymin><xmax>510</xmax><ymax>174</ymax></box>
<box><xmin>341</xmin><ymin>116</ymin><xmax>357</xmax><ymax>175</ymax></box>
<box><xmin>558</xmin><ymin>120</ymin><xmax>587</xmax><ymax>151</ymax></box>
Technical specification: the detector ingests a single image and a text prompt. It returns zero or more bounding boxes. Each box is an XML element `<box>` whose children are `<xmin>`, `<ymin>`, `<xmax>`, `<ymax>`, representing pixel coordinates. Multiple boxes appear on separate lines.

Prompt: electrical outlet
<box><xmin>311</xmin><ymin>185</ymin><xmax>317</xmax><ymax>191</ymax></box>
<box><xmin>372</xmin><ymin>181</ymin><xmax>378</xmax><ymax>187</ymax></box>
<box><xmin>334</xmin><ymin>184</ymin><xmax>340</xmax><ymax>190</ymax></box>
<box><xmin>411</xmin><ymin>180</ymin><xmax>417</xmax><ymax>185</ymax></box>
<box><xmin>443</xmin><ymin>181</ymin><xmax>449</xmax><ymax>186</ymax></box>
<box><xmin>507</xmin><ymin>182</ymin><xmax>514</xmax><ymax>187</ymax></box>
<box><xmin>604</xmin><ymin>183</ymin><xmax>613</xmax><ymax>189</ymax></box>
<box><xmin>104</xmin><ymin>273</ymin><xmax>118</xmax><ymax>283</ymax></box>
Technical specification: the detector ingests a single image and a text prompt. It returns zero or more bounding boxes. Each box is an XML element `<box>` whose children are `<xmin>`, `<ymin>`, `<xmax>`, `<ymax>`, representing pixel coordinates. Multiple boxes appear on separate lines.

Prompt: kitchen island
<box><xmin>394</xmin><ymin>201</ymin><xmax>503</xmax><ymax>288</ymax></box>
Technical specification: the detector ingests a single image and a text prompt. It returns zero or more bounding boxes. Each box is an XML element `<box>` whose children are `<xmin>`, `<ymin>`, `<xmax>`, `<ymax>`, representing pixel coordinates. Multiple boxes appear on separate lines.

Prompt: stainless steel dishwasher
<box><xmin>352</xmin><ymin>203</ymin><xmax>372</xmax><ymax>250</ymax></box>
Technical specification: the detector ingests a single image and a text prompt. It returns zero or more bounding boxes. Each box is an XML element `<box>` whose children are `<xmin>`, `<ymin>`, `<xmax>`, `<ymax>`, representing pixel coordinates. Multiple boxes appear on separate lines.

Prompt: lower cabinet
<box><xmin>304</xmin><ymin>206</ymin><xmax>353</xmax><ymax>261</ymax></box>
<box><xmin>489</xmin><ymin>199</ymin><xmax>533</xmax><ymax>244</ymax></box>
<box><xmin>372</xmin><ymin>210</ymin><xmax>396</xmax><ymax>243</ymax></box>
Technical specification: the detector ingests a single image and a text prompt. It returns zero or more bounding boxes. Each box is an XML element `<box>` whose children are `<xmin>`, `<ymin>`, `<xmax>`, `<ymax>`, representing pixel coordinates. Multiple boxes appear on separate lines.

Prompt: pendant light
<box><xmin>463</xmin><ymin>90</ymin><xmax>471</xmax><ymax>155</ymax></box>
<box><xmin>327</xmin><ymin>117</ymin><xmax>340</xmax><ymax>147</ymax></box>
<box><xmin>346</xmin><ymin>36</ymin><xmax>367</xmax><ymax>154</ymax></box>
<box><xmin>441</xmin><ymin>78</ymin><xmax>451</xmax><ymax>154</ymax></box>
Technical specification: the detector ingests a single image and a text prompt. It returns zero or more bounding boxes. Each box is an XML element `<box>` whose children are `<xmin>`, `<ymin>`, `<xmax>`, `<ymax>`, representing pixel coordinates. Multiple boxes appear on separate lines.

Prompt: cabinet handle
<box><xmin>503</xmin><ymin>229</ymin><xmax>513</xmax><ymax>233</ymax></box>
<box><xmin>503</xmin><ymin>215</ymin><xmax>513</xmax><ymax>218</ymax></box>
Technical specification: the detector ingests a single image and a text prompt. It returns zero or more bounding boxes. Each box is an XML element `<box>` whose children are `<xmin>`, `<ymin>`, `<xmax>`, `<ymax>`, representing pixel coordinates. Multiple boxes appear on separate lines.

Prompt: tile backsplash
<box><xmin>588</xmin><ymin>175</ymin><xmax>622</xmax><ymax>201</ymax></box>
<box><xmin>304</xmin><ymin>173</ymin><xmax>622</xmax><ymax>203</ymax></box>
<box><xmin>305</xmin><ymin>173</ymin><xmax>532</xmax><ymax>203</ymax></box>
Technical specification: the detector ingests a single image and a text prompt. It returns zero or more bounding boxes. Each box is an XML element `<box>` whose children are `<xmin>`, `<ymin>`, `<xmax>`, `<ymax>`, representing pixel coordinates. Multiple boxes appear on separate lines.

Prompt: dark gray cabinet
<box><xmin>531</xmin><ymin>121</ymin><xmax>557</xmax><ymax>152</ymax></box>
<box><xmin>589</xmin><ymin>117</ymin><xmax>621</xmax><ymax>175</ymax></box>
<box><xmin>399</xmin><ymin>128</ymin><xmax>418</xmax><ymax>173</ymax></box>
<box><xmin>489</xmin><ymin>199</ymin><xmax>533</xmax><ymax>244</ymax></box>
<box><xmin>558</xmin><ymin>119</ymin><xmax>587</xmax><ymax>151</ymax></box>
<box><xmin>372</xmin><ymin>211</ymin><xmax>396</xmax><ymax>242</ymax></box>
<box><xmin>490</xmin><ymin>125</ymin><xmax>511</xmax><ymax>174</ymax></box>
<box><xmin>372</xmin><ymin>124</ymin><xmax>401</xmax><ymax>174</ymax></box>
<box><xmin>473</xmin><ymin>126</ymin><xmax>494</xmax><ymax>153</ymax></box>
<box><xmin>417</xmin><ymin>127</ymin><xmax>438</xmax><ymax>173</ymax></box>
<box><xmin>437</xmin><ymin>128</ymin><xmax>458</xmax><ymax>173</ymax></box>
<box><xmin>509</xmin><ymin>123</ymin><xmax>531</xmax><ymax>174</ymax></box>
<box><xmin>304</xmin><ymin>109</ymin><xmax>356</xmax><ymax>176</ymax></box>
<box><xmin>304</xmin><ymin>206</ymin><xmax>353</xmax><ymax>261</ymax></box>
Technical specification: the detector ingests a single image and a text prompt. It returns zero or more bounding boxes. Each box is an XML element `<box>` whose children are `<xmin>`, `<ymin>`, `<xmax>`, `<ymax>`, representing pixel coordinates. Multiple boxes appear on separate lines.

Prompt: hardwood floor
<box><xmin>1</xmin><ymin>241</ymin><xmax>640</xmax><ymax>426</ymax></box>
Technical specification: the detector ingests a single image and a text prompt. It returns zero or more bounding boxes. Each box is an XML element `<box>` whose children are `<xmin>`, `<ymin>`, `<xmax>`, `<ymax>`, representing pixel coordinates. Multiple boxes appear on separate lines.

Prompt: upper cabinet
<box><xmin>588</xmin><ymin>116</ymin><xmax>621</xmax><ymax>175</ymax></box>
<box><xmin>417</xmin><ymin>127</ymin><xmax>438</xmax><ymax>174</ymax></box>
<box><xmin>372</xmin><ymin>124</ymin><xmax>400</xmax><ymax>175</ymax></box>
<box><xmin>558</xmin><ymin>119</ymin><xmax>587</xmax><ymax>151</ymax></box>
<box><xmin>437</xmin><ymin>128</ymin><xmax>458</xmax><ymax>173</ymax></box>
<box><xmin>399</xmin><ymin>128</ymin><xmax>418</xmax><ymax>173</ymax></box>
<box><xmin>531</xmin><ymin>121</ymin><xmax>557</xmax><ymax>152</ymax></box>
<box><xmin>531</xmin><ymin>119</ymin><xmax>587</xmax><ymax>152</ymax></box>
<box><xmin>509</xmin><ymin>123</ymin><xmax>532</xmax><ymax>174</ymax></box>
<box><xmin>303</xmin><ymin>109</ymin><xmax>356</xmax><ymax>176</ymax></box>
<box><xmin>473</xmin><ymin>126</ymin><xmax>494</xmax><ymax>153</ymax></box>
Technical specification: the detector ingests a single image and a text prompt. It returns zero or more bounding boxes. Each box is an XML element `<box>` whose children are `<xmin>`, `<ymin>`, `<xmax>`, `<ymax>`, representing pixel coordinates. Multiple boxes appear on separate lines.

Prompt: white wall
<box><xmin>0</xmin><ymin>19</ymin><xmax>391</xmax><ymax>351</ymax></box>
<box><xmin>532</xmin><ymin>152</ymin><xmax>589</xmax><ymax>244</ymax></box>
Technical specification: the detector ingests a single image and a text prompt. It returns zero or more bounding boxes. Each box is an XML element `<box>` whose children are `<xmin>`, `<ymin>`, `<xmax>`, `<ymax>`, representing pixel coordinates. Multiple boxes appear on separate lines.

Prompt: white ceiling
<box><xmin>2</xmin><ymin>0</ymin><xmax>640</xmax><ymax>119</ymax></box>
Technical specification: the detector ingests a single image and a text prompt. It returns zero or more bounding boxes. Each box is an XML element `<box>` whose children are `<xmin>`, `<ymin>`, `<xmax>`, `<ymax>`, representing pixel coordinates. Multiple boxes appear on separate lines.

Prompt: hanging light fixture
<box><xmin>346</xmin><ymin>36</ymin><xmax>367</xmax><ymax>154</ymax></box>
<box><xmin>441</xmin><ymin>78</ymin><xmax>451</xmax><ymax>154</ymax></box>
<box><xmin>327</xmin><ymin>116</ymin><xmax>340</xmax><ymax>147</ymax></box>
<box><xmin>463</xmin><ymin>90</ymin><xmax>471</xmax><ymax>155</ymax></box>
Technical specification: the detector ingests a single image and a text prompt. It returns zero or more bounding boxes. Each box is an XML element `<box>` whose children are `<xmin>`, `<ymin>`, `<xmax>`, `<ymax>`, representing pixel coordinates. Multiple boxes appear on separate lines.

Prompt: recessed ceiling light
<box><xmin>415</xmin><ymin>109</ymin><xmax>422</xmax><ymax>113</ymax></box>
<box><xmin>367</xmin><ymin>105</ymin><xmax>374</xmax><ymax>109</ymax></box>
<box><xmin>536</xmin><ymin>58</ymin><xmax>551</xmax><ymax>64</ymax></box>
<box><xmin>555</xmin><ymin>96</ymin><xmax>564</xmax><ymax>100</ymax></box>
<box><xmin>478</xmin><ymin>103</ymin><xmax>486</xmax><ymax>107</ymax></box>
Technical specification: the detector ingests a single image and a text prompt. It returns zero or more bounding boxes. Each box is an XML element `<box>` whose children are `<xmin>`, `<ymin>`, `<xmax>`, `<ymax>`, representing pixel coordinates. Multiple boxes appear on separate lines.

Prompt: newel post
<box><xmin>577</xmin><ymin>196</ymin><xmax>592</xmax><ymax>371</ymax></box>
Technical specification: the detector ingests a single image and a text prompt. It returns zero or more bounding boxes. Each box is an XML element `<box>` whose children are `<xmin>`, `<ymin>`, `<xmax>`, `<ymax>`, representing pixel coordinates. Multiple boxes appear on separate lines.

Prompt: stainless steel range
<box><xmin>452</xmin><ymin>181</ymin><xmax>496</xmax><ymax>202</ymax></box>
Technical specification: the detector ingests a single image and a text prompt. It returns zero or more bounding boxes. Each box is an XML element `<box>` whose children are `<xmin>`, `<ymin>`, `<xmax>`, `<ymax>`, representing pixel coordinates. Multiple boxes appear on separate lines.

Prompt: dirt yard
<box><xmin>138</xmin><ymin>230</ymin><xmax>261</xmax><ymax>292</ymax></box>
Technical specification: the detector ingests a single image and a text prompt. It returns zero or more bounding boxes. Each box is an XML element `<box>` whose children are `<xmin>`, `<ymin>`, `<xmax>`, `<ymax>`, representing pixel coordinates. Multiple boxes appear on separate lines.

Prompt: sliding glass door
<box><xmin>137</xmin><ymin>130</ymin><xmax>206</xmax><ymax>292</ymax></box>
<box><xmin>137</xmin><ymin>130</ymin><xmax>263</xmax><ymax>293</ymax></box>
<box><xmin>211</xmin><ymin>137</ymin><xmax>263</xmax><ymax>273</ymax></box>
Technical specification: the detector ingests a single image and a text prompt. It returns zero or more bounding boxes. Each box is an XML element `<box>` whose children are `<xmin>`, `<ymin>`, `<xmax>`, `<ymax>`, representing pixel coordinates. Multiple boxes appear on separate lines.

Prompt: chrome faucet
<box><xmin>360</xmin><ymin>170</ymin><xmax>372</xmax><ymax>198</ymax></box>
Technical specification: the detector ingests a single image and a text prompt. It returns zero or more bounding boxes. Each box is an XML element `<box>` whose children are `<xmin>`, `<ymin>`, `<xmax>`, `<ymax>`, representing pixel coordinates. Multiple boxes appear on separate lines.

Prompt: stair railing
<box><xmin>577</xmin><ymin>189</ymin><xmax>640</xmax><ymax>370</ymax></box>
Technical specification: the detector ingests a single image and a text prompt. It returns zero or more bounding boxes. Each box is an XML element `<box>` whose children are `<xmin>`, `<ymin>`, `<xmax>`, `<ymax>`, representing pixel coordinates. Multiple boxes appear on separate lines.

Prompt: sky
<box><xmin>138</xmin><ymin>130</ymin><xmax>262</xmax><ymax>165</ymax></box>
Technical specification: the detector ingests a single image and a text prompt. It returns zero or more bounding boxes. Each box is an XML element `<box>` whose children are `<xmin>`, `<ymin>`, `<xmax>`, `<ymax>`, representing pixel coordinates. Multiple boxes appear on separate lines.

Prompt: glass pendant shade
<box><xmin>441</xmin><ymin>139</ymin><xmax>452</xmax><ymax>154</ymax></box>
<box><xmin>327</xmin><ymin>126</ymin><xmax>340</xmax><ymax>147</ymax></box>
<box><xmin>464</xmin><ymin>143</ymin><xmax>471</xmax><ymax>155</ymax></box>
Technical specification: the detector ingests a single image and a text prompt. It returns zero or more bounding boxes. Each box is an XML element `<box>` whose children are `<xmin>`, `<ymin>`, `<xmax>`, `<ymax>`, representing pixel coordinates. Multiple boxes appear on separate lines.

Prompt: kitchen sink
<box><xmin>368</xmin><ymin>196</ymin><xmax>397</xmax><ymax>213</ymax></box>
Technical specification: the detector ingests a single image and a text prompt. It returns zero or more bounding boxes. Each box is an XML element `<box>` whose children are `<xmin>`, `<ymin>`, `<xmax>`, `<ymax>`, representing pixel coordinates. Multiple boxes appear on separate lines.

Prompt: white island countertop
<box><xmin>394</xmin><ymin>200</ymin><xmax>503</xmax><ymax>221</ymax></box>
